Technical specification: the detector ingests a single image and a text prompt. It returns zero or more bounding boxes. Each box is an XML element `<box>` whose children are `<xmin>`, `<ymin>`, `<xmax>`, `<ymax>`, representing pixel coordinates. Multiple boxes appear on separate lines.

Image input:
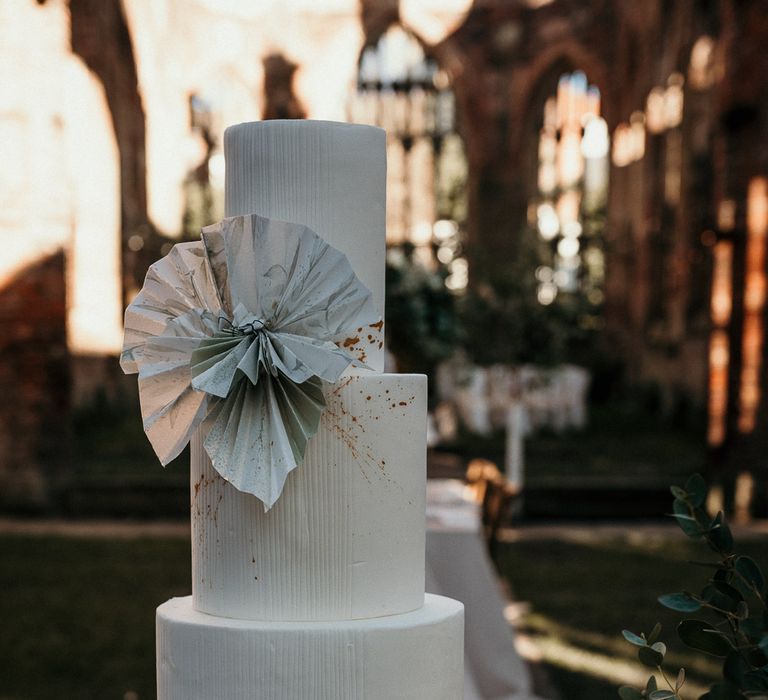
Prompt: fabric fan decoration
<box><xmin>121</xmin><ymin>213</ymin><xmax>382</xmax><ymax>510</ymax></box>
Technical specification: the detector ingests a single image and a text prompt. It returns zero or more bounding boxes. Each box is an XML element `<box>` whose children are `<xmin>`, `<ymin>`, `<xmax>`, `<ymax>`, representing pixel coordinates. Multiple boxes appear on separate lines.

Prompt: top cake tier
<box><xmin>224</xmin><ymin>120</ymin><xmax>386</xmax><ymax>372</ymax></box>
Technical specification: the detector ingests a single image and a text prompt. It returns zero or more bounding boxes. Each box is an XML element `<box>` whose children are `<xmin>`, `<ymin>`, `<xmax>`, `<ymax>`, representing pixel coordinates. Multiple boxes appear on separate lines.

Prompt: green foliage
<box><xmin>658</xmin><ymin>593</ymin><xmax>702</xmax><ymax>613</ymax></box>
<box><xmin>457</xmin><ymin>223</ymin><xmax>603</xmax><ymax>368</ymax></box>
<box><xmin>386</xmin><ymin>222</ymin><xmax>613</xmax><ymax>378</ymax></box>
<box><xmin>384</xmin><ymin>247</ymin><xmax>462</xmax><ymax>375</ymax></box>
<box><xmin>619</xmin><ymin>475</ymin><xmax>768</xmax><ymax>700</ymax></box>
<box><xmin>458</xmin><ymin>284</ymin><xmax>579</xmax><ymax>366</ymax></box>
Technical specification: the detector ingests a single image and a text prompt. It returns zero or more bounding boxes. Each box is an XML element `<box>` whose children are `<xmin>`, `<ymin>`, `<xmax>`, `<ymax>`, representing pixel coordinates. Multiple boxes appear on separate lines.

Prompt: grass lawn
<box><xmin>525</xmin><ymin>418</ymin><xmax>706</xmax><ymax>484</ymax></box>
<box><xmin>0</xmin><ymin>535</ymin><xmax>190</xmax><ymax>700</ymax></box>
<box><xmin>495</xmin><ymin>531</ymin><xmax>768</xmax><ymax>699</ymax></box>
<box><xmin>446</xmin><ymin>400</ymin><xmax>707</xmax><ymax>486</ymax></box>
<box><xmin>2</xmin><ymin>526</ymin><xmax>766</xmax><ymax>699</ymax></box>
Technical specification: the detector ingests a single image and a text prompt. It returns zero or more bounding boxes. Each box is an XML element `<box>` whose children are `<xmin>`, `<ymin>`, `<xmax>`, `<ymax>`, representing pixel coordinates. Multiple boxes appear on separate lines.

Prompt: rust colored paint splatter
<box><xmin>331</xmin><ymin>376</ymin><xmax>354</xmax><ymax>396</ymax></box>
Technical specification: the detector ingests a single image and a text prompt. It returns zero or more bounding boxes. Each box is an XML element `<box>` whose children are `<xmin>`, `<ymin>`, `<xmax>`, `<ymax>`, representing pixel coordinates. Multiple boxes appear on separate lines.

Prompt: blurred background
<box><xmin>1</xmin><ymin>0</ymin><xmax>768</xmax><ymax>698</ymax></box>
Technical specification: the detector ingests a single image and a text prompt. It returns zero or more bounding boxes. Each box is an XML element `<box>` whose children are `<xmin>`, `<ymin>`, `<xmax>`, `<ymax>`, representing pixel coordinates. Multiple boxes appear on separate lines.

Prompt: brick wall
<box><xmin>0</xmin><ymin>252</ymin><xmax>70</xmax><ymax>511</ymax></box>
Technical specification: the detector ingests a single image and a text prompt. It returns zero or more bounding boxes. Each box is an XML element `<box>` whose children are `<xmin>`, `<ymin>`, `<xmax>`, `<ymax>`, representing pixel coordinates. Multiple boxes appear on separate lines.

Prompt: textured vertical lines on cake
<box><xmin>157</xmin><ymin>596</ymin><xmax>462</xmax><ymax>700</ymax></box>
<box><xmin>191</xmin><ymin>419</ymin><xmax>352</xmax><ymax>619</ymax></box>
<box><xmin>160</xmin><ymin>610</ymin><xmax>365</xmax><ymax>698</ymax></box>
<box><xmin>190</xmin><ymin>373</ymin><xmax>426</xmax><ymax>621</ymax></box>
<box><xmin>223</xmin><ymin>120</ymin><xmax>386</xmax><ymax>372</ymax></box>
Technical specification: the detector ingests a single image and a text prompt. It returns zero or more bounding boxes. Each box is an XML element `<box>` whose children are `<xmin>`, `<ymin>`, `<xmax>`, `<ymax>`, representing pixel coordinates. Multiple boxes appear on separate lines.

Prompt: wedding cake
<box><xmin>125</xmin><ymin>120</ymin><xmax>464</xmax><ymax>699</ymax></box>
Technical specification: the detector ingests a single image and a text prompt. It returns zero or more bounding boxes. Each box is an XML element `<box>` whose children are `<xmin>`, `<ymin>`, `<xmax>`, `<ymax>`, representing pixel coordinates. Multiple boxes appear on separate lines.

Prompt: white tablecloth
<box><xmin>426</xmin><ymin>480</ymin><xmax>538</xmax><ymax>700</ymax></box>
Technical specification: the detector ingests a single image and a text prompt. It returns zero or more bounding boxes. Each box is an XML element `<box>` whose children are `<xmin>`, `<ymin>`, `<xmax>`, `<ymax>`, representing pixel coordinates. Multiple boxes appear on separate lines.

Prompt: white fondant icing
<box><xmin>192</xmin><ymin>372</ymin><xmax>427</xmax><ymax>620</ymax></box>
<box><xmin>159</xmin><ymin>120</ymin><xmax>464</xmax><ymax>698</ymax></box>
<box><xmin>224</xmin><ymin>120</ymin><xmax>386</xmax><ymax>371</ymax></box>
<box><xmin>157</xmin><ymin>594</ymin><xmax>464</xmax><ymax>700</ymax></box>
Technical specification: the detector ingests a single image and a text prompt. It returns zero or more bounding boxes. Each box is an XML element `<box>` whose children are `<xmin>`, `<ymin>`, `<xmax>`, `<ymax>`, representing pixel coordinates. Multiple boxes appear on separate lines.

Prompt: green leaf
<box><xmin>659</xmin><ymin>592</ymin><xmax>701</xmax><ymax>612</ymax></box>
<box><xmin>739</xmin><ymin>616</ymin><xmax>764</xmax><ymax>641</ymax></box>
<box><xmin>677</xmin><ymin>619</ymin><xmax>733</xmax><ymax>656</ymax></box>
<box><xmin>672</xmin><ymin>498</ymin><xmax>701</xmax><ymax>537</ymax></box>
<box><xmin>639</xmin><ymin>644</ymin><xmax>664</xmax><ymax>667</ymax></box>
<box><xmin>688</xmin><ymin>560</ymin><xmax>722</xmax><ymax>569</ymax></box>
<box><xmin>675</xmin><ymin>667</ymin><xmax>685</xmax><ymax>690</ymax></box>
<box><xmin>673</xmin><ymin>497</ymin><xmax>691</xmax><ymax>516</ymax></box>
<box><xmin>708</xmin><ymin>513</ymin><xmax>734</xmax><ymax>554</ymax></box>
<box><xmin>648</xmin><ymin>691</ymin><xmax>675</xmax><ymax>700</ymax></box>
<box><xmin>672</xmin><ymin>512</ymin><xmax>699</xmax><ymax>522</ymax></box>
<box><xmin>671</xmin><ymin>485</ymin><xmax>687</xmax><ymax>500</ymax></box>
<box><xmin>701</xmin><ymin>584</ymin><xmax>739</xmax><ymax>614</ymax></box>
<box><xmin>647</xmin><ymin>622</ymin><xmax>662</xmax><ymax>644</ymax></box>
<box><xmin>646</xmin><ymin>676</ymin><xmax>658</xmax><ymax>692</ymax></box>
<box><xmin>618</xmin><ymin>687</ymin><xmax>644</xmax><ymax>700</ymax></box>
<box><xmin>736</xmin><ymin>556</ymin><xmax>766</xmax><ymax>594</ymax></box>
<box><xmin>622</xmin><ymin>630</ymin><xmax>647</xmax><ymax>647</ymax></box>
<box><xmin>685</xmin><ymin>473</ymin><xmax>707</xmax><ymax>507</ymax></box>
<box><xmin>730</xmin><ymin>575</ymin><xmax>752</xmax><ymax>599</ymax></box>
<box><xmin>694</xmin><ymin>505</ymin><xmax>712</xmax><ymax>528</ymax></box>
<box><xmin>713</xmin><ymin>580</ymin><xmax>744</xmax><ymax>605</ymax></box>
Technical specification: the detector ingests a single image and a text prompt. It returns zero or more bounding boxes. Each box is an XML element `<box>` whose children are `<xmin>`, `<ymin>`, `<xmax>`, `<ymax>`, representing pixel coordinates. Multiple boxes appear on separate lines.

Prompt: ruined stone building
<box><xmin>2</xmin><ymin>0</ymin><xmax>767</xmax><ymax>509</ymax></box>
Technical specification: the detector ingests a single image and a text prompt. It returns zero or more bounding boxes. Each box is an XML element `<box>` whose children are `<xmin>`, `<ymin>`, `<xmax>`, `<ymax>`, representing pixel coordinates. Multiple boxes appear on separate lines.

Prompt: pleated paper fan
<box><xmin>121</xmin><ymin>213</ymin><xmax>382</xmax><ymax>509</ymax></box>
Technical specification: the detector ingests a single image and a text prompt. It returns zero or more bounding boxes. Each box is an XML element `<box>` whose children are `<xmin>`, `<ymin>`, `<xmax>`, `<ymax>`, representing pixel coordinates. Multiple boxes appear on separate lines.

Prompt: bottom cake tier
<box><xmin>157</xmin><ymin>594</ymin><xmax>464</xmax><ymax>700</ymax></box>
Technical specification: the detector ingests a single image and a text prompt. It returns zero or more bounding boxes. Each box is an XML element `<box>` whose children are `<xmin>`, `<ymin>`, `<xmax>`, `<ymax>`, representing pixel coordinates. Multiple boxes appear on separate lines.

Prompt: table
<box><xmin>426</xmin><ymin>479</ymin><xmax>540</xmax><ymax>700</ymax></box>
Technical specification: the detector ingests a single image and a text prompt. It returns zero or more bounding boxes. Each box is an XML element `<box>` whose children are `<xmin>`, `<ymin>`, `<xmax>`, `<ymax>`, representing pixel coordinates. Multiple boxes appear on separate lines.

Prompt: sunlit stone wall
<box><xmin>5</xmin><ymin>0</ymin><xmax>766</xmax><ymax>510</ymax></box>
<box><xmin>1</xmin><ymin>0</ymin><xmax>468</xmax><ymax>364</ymax></box>
<box><xmin>0</xmin><ymin>1</ymin><xmax>123</xmax><ymax>357</ymax></box>
<box><xmin>0</xmin><ymin>0</ymin><xmax>124</xmax><ymax>506</ymax></box>
<box><xmin>0</xmin><ymin>0</ymin><xmax>424</xmax><ymax>508</ymax></box>
<box><xmin>123</xmin><ymin>0</ymin><xmax>365</xmax><ymax>238</ymax></box>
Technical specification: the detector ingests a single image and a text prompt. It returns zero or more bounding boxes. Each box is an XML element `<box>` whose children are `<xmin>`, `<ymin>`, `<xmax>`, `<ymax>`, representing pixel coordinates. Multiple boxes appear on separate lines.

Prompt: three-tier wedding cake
<box><xmin>126</xmin><ymin>120</ymin><xmax>464</xmax><ymax>699</ymax></box>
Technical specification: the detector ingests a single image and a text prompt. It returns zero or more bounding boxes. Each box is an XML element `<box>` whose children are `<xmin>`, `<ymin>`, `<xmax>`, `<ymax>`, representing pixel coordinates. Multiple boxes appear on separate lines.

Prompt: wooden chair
<box><xmin>465</xmin><ymin>459</ymin><xmax>521</xmax><ymax>555</ymax></box>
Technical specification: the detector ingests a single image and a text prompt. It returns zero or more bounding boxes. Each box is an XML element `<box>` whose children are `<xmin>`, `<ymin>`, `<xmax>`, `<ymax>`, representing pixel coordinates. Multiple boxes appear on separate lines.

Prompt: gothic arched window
<box><xmin>349</xmin><ymin>25</ymin><xmax>468</xmax><ymax>291</ymax></box>
<box><xmin>533</xmin><ymin>70</ymin><xmax>609</xmax><ymax>308</ymax></box>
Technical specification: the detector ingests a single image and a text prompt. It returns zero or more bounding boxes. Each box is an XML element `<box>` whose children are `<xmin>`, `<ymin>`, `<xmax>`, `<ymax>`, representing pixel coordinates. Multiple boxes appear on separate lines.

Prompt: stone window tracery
<box><xmin>532</xmin><ymin>70</ymin><xmax>609</xmax><ymax>308</ymax></box>
<box><xmin>349</xmin><ymin>25</ymin><xmax>468</xmax><ymax>291</ymax></box>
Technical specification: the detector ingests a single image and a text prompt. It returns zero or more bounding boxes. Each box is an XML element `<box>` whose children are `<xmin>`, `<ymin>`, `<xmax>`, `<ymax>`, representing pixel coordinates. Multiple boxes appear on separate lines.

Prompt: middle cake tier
<box><xmin>191</xmin><ymin>372</ymin><xmax>427</xmax><ymax>621</ymax></box>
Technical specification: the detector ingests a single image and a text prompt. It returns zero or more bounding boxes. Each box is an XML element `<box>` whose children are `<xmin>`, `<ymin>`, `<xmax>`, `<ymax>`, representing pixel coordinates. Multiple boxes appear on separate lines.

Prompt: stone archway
<box><xmin>69</xmin><ymin>0</ymin><xmax>162</xmax><ymax>301</ymax></box>
<box><xmin>524</xmin><ymin>65</ymin><xmax>609</xmax><ymax>314</ymax></box>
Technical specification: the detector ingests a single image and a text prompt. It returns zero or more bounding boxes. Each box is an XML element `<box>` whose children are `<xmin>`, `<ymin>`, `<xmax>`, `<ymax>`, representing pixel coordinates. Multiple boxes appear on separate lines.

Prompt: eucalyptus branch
<box><xmin>619</xmin><ymin>474</ymin><xmax>768</xmax><ymax>700</ymax></box>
